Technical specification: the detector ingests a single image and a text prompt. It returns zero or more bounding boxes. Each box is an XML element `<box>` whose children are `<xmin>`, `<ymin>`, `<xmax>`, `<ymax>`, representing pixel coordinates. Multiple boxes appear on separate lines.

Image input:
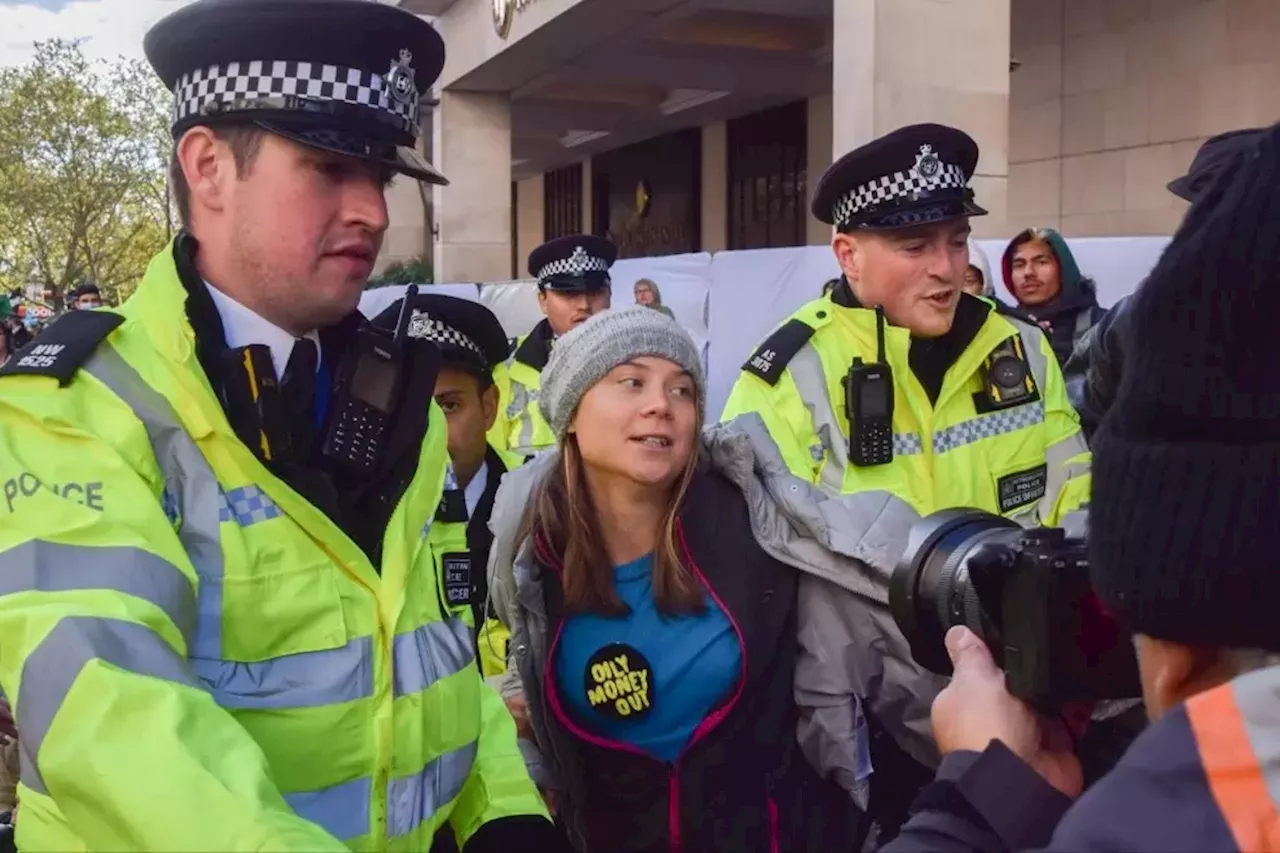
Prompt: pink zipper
<box><xmin>768</xmin><ymin>797</ymin><xmax>780</xmax><ymax>853</ymax></box>
<box><xmin>668</xmin><ymin>521</ymin><xmax>750</xmax><ymax>853</ymax></box>
<box><xmin>535</xmin><ymin>525</ymin><xmax>752</xmax><ymax>853</ymax></box>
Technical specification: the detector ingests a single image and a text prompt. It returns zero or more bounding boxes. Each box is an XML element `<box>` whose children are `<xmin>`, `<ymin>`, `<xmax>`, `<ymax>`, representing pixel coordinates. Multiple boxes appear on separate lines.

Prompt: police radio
<box><xmin>321</xmin><ymin>285</ymin><xmax>417</xmax><ymax>476</ymax></box>
<box><xmin>844</xmin><ymin>305</ymin><xmax>895</xmax><ymax>467</ymax></box>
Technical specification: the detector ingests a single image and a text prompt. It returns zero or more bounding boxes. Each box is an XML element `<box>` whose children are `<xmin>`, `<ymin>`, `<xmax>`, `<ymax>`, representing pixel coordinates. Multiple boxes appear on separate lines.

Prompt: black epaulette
<box><xmin>740</xmin><ymin>318</ymin><xmax>817</xmax><ymax>386</ymax></box>
<box><xmin>0</xmin><ymin>310</ymin><xmax>124</xmax><ymax>387</ymax></box>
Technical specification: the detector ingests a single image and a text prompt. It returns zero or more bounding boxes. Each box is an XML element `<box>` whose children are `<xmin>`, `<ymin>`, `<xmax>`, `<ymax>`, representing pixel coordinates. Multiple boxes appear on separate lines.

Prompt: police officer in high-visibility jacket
<box><xmin>719</xmin><ymin>124</ymin><xmax>1091</xmax><ymax>836</ymax></box>
<box><xmin>722</xmin><ymin>123</ymin><xmax>1090</xmax><ymax>527</ymax></box>
<box><xmin>0</xmin><ymin>2</ymin><xmax>561</xmax><ymax>850</ymax></box>
<box><xmin>377</xmin><ymin>294</ymin><xmax>524</xmax><ymax>682</ymax></box>
<box><xmin>491</xmin><ymin>235</ymin><xmax>614</xmax><ymax>457</ymax></box>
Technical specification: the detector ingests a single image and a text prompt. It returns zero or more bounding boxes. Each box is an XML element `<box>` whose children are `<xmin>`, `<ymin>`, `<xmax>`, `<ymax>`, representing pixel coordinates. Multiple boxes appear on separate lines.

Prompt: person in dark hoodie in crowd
<box><xmin>879</xmin><ymin>121</ymin><xmax>1280</xmax><ymax>853</ymax></box>
<box><xmin>1002</xmin><ymin>227</ymin><xmax>1105</xmax><ymax>366</ymax></box>
<box><xmin>1064</xmin><ymin>127</ymin><xmax>1266</xmax><ymax>438</ymax></box>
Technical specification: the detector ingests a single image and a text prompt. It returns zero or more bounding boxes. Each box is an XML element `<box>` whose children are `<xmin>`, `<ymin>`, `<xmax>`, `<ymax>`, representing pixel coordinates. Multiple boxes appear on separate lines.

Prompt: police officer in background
<box><xmin>0</xmin><ymin>1</ymin><xmax>559</xmax><ymax>850</ymax></box>
<box><xmin>720</xmin><ymin>124</ymin><xmax>1091</xmax><ymax>840</ymax></box>
<box><xmin>377</xmin><ymin>293</ymin><xmax>524</xmax><ymax>681</ymax></box>
<box><xmin>493</xmin><ymin>234</ymin><xmax>614</xmax><ymax>457</ymax></box>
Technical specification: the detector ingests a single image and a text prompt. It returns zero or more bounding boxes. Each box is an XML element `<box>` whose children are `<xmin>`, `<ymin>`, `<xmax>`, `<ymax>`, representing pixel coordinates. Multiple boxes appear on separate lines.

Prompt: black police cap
<box><xmin>373</xmin><ymin>293</ymin><xmax>509</xmax><ymax>375</ymax></box>
<box><xmin>812</xmin><ymin>123</ymin><xmax>986</xmax><ymax>231</ymax></box>
<box><xmin>145</xmin><ymin>0</ymin><xmax>447</xmax><ymax>185</ymax></box>
<box><xmin>527</xmin><ymin>234</ymin><xmax>617</xmax><ymax>292</ymax></box>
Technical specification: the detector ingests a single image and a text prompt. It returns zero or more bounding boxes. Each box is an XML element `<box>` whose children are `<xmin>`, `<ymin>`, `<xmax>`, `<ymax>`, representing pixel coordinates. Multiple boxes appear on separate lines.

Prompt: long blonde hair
<box><xmin>524</xmin><ymin>435</ymin><xmax>704</xmax><ymax>616</ymax></box>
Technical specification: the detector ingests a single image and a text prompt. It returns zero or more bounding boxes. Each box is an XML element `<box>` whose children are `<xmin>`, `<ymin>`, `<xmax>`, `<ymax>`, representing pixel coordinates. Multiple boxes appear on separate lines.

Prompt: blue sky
<box><xmin>0</xmin><ymin>0</ymin><xmax>196</xmax><ymax>68</ymax></box>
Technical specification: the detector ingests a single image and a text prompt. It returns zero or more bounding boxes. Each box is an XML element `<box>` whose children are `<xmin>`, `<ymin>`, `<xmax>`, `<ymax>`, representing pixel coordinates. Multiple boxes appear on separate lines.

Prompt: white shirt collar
<box><xmin>205</xmin><ymin>282</ymin><xmax>320</xmax><ymax>381</ymax></box>
<box><xmin>464</xmin><ymin>460</ymin><xmax>488</xmax><ymax>519</ymax></box>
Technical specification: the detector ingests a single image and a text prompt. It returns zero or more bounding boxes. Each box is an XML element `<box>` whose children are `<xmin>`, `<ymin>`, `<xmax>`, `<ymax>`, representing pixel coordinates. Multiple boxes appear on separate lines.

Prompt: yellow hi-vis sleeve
<box><xmin>447</xmin><ymin>681</ymin><xmax>550</xmax><ymax>847</ymax></box>
<box><xmin>0</xmin><ymin>376</ymin><xmax>346</xmax><ymax>852</ymax></box>
<box><xmin>720</xmin><ymin>368</ymin><xmax>823</xmax><ymax>484</ymax></box>
<box><xmin>1031</xmin><ymin>333</ymin><xmax>1093</xmax><ymax>526</ymax></box>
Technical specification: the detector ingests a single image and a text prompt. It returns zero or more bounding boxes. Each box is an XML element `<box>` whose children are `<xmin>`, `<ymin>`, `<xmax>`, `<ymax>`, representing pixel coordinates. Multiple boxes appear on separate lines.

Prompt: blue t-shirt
<box><xmin>553</xmin><ymin>553</ymin><xmax>742</xmax><ymax>763</ymax></box>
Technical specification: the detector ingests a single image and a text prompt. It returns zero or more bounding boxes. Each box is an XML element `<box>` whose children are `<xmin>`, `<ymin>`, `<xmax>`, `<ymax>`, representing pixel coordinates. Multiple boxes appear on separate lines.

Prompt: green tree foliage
<box><xmin>0</xmin><ymin>40</ymin><xmax>171</xmax><ymax>306</ymax></box>
<box><xmin>367</xmin><ymin>255</ymin><xmax>434</xmax><ymax>288</ymax></box>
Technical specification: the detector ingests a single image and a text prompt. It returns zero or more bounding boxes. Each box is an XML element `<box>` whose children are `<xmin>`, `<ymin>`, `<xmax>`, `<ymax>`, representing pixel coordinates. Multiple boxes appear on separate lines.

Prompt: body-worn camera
<box><xmin>890</xmin><ymin>509</ymin><xmax>1141</xmax><ymax>707</ymax></box>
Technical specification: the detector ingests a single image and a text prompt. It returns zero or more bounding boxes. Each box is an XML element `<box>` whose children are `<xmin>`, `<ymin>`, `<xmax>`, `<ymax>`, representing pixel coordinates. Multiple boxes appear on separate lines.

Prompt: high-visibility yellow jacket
<box><xmin>721</xmin><ymin>288</ymin><xmax>1090</xmax><ymax>527</ymax></box>
<box><xmin>490</xmin><ymin>321</ymin><xmax>555</xmax><ymax>457</ymax></box>
<box><xmin>0</xmin><ymin>245</ymin><xmax>547</xmax><ymax>851</ymax></box>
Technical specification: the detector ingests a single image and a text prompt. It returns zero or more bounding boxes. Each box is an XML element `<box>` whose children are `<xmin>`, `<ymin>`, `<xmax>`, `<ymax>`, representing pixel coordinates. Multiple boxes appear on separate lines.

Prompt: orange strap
<box><xmin>1186</xmin><ymin>683</ymin><xmax>1280</xmax><ymax>852</ymax></box>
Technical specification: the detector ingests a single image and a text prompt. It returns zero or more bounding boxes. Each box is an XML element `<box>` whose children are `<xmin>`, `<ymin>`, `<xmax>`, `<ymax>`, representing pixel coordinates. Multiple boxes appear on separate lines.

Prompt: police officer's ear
<box><xmin>536</xmin><ymin>286</ymin><xmax>550</xmax><ymax>316</ymax></box>
<box><xmin>480</xmin><ymin>381</ymin><xmax>499</xmax><ymax>432</ymax></box>
<box><xmin>832</xmin><ymin>230</ymin><xmax>862</xmax><ymax>283</ymax></box>
<box><xmin>175</xmin><ymin>127</ymin><xmax>236</xmax><ymax>219</ymax></box>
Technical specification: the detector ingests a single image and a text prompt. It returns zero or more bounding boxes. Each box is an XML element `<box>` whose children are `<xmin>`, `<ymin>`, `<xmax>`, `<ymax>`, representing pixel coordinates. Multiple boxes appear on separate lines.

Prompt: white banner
<box><xmin>479</xmin><ymin>253</ymin><xmax>713</xmax><ymax>359</ymax></box>
<box><xmin>358</xmin><ymin>282</ymin><xmax>480</xmax><ymax>320</ymax></box>
<box><xmin>361</xmin><ymin>236</ymin><xmax>1170</xmax><ymax>419</ymax></box>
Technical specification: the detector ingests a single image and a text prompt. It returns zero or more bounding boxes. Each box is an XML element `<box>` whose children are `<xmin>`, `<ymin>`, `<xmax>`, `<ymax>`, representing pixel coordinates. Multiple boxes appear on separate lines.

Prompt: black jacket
<box><xmin>467</xmin><ymin>445</ymin><xmax>511</xmax><ymax>626</ymax></box>
<box><xmin>532</xmin><ymin>467</ymin><xmax>865</xmax><ymax>853</ymax></box>
<box><xmin>1062</xmin><ymin>295</ymin><xmax>1130</xmax><ymax>440</ymax></box>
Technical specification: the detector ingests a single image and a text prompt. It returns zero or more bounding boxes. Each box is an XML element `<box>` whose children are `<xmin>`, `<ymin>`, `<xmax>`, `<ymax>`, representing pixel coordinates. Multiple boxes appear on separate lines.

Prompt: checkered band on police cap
<box><xmin>406</xmin><ymin>311</ymin><xmax>485</xmax><ymax>359</ymax></box>
<box><xmin>172</xmin><ymin>58</ymin><xmax>419</xmax><ymax>138</ymax></box>
<box><xmin>831</xmin><ymin>145</ymin><xmax>968</xmax><ymax>228</ymax></box>
<box><xmin>535</xmin><ymin>245</ymin><xmax>612</xmax><ymax>281</ymax></box>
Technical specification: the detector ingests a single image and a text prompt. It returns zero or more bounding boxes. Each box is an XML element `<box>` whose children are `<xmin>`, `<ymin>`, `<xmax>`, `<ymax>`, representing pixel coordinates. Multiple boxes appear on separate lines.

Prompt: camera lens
<box><xmin>889</xmin><ymin>509</ymin><xmax>1023</xmax><ymax>677</ymax></box>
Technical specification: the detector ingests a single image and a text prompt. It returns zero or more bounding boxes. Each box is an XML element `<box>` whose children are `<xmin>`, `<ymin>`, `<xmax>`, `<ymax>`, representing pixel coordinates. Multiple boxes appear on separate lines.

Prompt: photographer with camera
<box><xmin>881</xmin><ymin>122</ymin><xmax>1280</xmax><ymax>853</ymax></box>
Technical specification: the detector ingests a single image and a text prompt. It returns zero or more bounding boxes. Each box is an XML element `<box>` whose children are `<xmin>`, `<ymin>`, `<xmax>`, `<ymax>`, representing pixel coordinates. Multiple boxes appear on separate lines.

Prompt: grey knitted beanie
<box><xmin>539</xmin><ymin>306</ymin><xmax>705</xmax><ymax>439</ymax></box>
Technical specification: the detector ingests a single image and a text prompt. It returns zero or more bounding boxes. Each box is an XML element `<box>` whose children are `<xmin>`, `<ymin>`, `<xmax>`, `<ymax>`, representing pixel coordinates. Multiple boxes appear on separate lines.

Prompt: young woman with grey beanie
<box><xmin>485</xmin><ymin>306</ymin><xmax>867</xmax><ymax>853</ymax></box>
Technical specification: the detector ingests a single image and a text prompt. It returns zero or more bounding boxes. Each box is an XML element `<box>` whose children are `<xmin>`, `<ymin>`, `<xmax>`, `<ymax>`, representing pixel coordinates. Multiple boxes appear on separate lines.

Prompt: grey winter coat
<box><xmin>485</xmin><ymin>413</ymin><xmax>948</xmax><ymax>807</ymax></box>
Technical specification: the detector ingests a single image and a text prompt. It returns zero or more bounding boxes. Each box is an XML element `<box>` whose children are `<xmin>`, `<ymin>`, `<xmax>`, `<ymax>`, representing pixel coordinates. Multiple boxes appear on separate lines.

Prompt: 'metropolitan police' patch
<box><xmin>584</xmin><ymin>643</ymin><xmax>653</xmax><ymax>720</ymax></box>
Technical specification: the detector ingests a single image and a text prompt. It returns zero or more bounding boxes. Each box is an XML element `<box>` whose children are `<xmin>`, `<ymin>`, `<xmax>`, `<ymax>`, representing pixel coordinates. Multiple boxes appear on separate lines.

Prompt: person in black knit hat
<box><xmin>871</xmin><ymin>122</ymin><xmax>1280</xmax><ymax>853</ymax></box>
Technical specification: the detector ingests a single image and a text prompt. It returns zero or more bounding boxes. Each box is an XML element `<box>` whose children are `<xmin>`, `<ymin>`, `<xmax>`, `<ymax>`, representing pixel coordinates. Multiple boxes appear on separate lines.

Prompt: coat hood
<box><xmin>967</xmin><ymin>241</ymin><xmax>995</xmax><ymax>297</ymax></box>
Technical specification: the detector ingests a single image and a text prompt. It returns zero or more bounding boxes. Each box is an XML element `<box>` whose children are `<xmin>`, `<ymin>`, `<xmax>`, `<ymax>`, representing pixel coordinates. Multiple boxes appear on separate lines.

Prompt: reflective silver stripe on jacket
<box><xmin>392</xmin><ymin>618</ymin><xmax>476</xmax><ymax>698</ymax></box>
<box><xmin>506</xmin><ymin>375</ymin><xmax>541</xmax><ymax>455</ymax></box>
<box><xmin>285</xmin><ymin>777</ymin><xmax>373</xmax><ymax>842</ymax></box>
<box><xmin>0</xmin><ymin>541</ymin><xmax>195</xmax><ymax>643</ymax></box>
<box><xmin>932</xmin><ymin>401</ymin><xmax>1046</xmax><ymax>454</ymax></box>
<box><xmin>83</xmin><ymin>346</ymin><xmax>227</xmax><ymax>660</ymax></box>
<box><xmin>16</xmin><ymin>616</ymin><xmax>204</xmax><ymax>794</ymax></box>
<box><xmin>786</xmin><ymin>344</ymin><xmax>923</xmax><ymax>494</ymax></box>
<box><xmin>386</xmin><ymin>742</ymin><xmax>478</xmax><ymax>838</ymax></box>
<box><xmin>193</xmin><ymin>636</ymin><xmax>375</xmax><ymax>709</ymax></box>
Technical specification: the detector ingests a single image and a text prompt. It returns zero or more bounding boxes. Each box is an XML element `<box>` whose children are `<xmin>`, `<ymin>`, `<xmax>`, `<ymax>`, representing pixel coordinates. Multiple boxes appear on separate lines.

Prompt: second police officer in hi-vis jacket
<box><xmin>492</xmin><ymin>235</ymin><xmax>615</xmax><ymax>458</ymax></box>
<box><xmin>721</xmin><ymin>124</ymin><xmax>1091</xmax><ymax>837</ymax></box>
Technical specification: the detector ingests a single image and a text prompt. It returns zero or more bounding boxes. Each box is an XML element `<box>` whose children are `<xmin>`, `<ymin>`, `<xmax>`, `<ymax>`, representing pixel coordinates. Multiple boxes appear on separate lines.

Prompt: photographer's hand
<box><xmin>932</xmin><ymin>626</ymin><xmax>1086</xmax><ymax>798</ymax></box>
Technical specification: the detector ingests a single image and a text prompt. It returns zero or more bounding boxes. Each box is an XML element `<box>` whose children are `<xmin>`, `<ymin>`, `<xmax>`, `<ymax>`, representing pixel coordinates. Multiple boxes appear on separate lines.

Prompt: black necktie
<box><xmin>282</xmin><ymin>339</ymin><xmax>318</xmax><ymax>455</ymax></box>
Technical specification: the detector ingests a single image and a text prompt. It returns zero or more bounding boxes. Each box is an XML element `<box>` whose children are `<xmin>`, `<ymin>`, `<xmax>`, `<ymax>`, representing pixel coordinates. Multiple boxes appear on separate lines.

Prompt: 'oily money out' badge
<box><xmin>584</xmin><ymin>643</ymin><xmax>653</xmax><ymax>720</ymax></box>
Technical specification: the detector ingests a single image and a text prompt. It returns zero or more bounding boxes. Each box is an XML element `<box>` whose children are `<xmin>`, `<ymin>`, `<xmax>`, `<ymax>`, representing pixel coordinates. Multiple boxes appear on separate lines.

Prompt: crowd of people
<box><xmin>0</xmin><ymin>0</ymin><xmax>1275</xmax><ymax>852</ymax></box>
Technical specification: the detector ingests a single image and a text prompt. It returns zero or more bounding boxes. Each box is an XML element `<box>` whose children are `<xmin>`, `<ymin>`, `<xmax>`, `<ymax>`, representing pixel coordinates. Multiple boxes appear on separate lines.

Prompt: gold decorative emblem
<box><xmin>634</xmin><ymin>179</ymin><xmax>651</xmax><ymax>219</ymax></box>
<box><xmin>493</xmin><ymin>0</ymin><xmax>515</xmax><ymax>39</ymax></box>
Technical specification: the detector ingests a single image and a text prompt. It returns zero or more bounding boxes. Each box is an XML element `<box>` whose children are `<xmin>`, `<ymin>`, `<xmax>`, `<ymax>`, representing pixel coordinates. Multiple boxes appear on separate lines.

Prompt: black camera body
<box><xmin>890</xmin><ymin>509</ymin><xmax>1141</xmax><ymax>707</ymax></box>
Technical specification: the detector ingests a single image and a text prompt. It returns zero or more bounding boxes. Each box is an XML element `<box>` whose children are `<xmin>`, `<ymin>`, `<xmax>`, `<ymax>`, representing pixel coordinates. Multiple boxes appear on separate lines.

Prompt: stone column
<box><xmin>432</xmin><ymin>91</ymin><xmax>513</xmax><ymax>282</ymax></box>
<box><xmin>832</xmin><ymin>0</ymin><xmax>1012</xmax><ymax>237</ymax></box>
